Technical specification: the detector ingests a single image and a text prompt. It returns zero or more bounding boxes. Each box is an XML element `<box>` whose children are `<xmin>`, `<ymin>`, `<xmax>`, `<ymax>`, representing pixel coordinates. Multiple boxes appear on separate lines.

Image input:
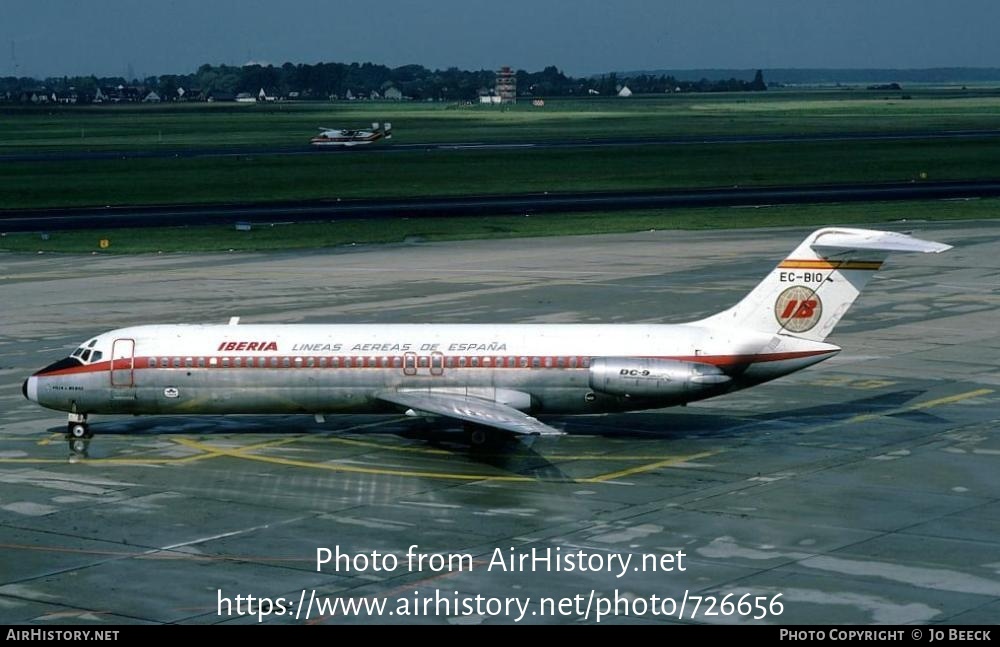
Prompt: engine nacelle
<box><xmin>588</xmin><ymin>357</ymin><xmax>731</xmax><ymax>399</ymax></box>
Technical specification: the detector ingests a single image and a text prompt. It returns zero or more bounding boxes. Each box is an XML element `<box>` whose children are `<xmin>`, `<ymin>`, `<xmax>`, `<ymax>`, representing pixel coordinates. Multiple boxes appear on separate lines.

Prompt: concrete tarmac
<box><xmin>0</xmin><ymin>222</ymin><xmax>997</xmax><ymax>624</ymax></box>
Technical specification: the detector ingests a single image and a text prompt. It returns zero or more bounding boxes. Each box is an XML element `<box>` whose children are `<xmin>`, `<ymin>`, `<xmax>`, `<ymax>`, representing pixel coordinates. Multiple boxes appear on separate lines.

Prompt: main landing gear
<box><xmin>66</xmin><ymin>413</ymin><xmax>93</xmax><ymax>439</ymax></box>
<box><xmin>465</xmin><ymin>425</ymin><xmax>490</xmax><ymax>448</ymax></box>
<box><xmin>463</xmin><ymin>423</ymin><xmax>516</xmax><ymax>451</ymax></box>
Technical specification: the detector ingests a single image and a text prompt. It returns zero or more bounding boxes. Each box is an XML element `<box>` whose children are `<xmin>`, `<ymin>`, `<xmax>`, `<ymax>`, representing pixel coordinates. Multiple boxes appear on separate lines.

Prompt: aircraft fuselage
<box><xmin>24</xmin><ymin>323</ymin><xmax>838</xmax><ymax>417</ymax></box>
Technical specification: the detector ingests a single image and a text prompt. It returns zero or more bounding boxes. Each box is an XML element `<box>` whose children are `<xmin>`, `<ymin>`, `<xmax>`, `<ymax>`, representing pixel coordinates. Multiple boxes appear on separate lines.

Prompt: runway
<box><xmin>1</xmin><ymin>222</ymin><xmax>998</xmax><ymax>624</ymax></box>
<box><xmin>4</xmin><ymin>179</ymin><xmax>1000</xmax><ymax>233</ymax></box>
<box><xmin>2</xmin><ymin>128</ymin><xmax>1000</xmax><ymax>163</ymax></box>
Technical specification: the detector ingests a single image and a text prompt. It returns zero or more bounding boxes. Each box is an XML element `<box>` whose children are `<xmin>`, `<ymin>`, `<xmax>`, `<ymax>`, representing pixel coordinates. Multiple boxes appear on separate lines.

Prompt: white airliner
<box><xmin>23</xmin><ymin>227</ymin><xmax>950</xmax><ymax>443</ymax></box>
<box><xmin>311</xmin><ymin>122</ymin><xmax>392</xmax><ymax>147</ymax></box>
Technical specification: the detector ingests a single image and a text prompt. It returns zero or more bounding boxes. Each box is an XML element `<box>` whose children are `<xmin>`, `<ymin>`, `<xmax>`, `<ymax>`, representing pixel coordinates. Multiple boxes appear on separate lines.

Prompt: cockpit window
<box><xmin>87</xmin><ymin>339</ymin><xmax>97</xmax><ymax>348</ymax></box>
<box><xmin>80</xmin><ymin>349</ymin><xmax>92</xmax><ymax>362</ymax></box>
<box><xmin>71</xmin><ymin>348</ymin><xmax>84</xmax><ymax>358</ymax></box>
<box><xmin>90</xmin><ymin>350</ymin><xmax>103</xmax><ymax>362</ymax></box>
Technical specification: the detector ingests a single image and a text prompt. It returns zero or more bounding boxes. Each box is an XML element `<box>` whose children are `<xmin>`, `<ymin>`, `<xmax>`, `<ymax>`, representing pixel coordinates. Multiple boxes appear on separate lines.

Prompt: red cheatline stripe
<box><xmin>34</xmin><ymin>349</ymin><xmax>837</xmax><ymax>378</ymax></box>
<box><xmin>778</xmin><ymin>259</ymin><xmax>883</xmax><ymax>270</ymax></box>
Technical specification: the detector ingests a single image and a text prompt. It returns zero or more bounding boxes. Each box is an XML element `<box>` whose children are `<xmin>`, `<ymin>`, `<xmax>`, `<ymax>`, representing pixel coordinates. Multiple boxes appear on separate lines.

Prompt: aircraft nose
<box><xmin>22</xmin><ymin>376</ymin><xmax>38</xmax><ymax>402</ymax></box>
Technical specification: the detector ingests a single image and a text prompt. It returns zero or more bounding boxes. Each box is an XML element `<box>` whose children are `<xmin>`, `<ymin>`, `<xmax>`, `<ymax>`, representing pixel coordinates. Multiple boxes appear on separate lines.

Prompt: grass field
<box><xmin>1</xmin><ymin>198</ymin><xmax>992</xmax><ymax>254</ymax></box>
<box><xmin>2</xmin><ymin>138</ymin><xmax>999</xmax><ymax>209</ymax></box>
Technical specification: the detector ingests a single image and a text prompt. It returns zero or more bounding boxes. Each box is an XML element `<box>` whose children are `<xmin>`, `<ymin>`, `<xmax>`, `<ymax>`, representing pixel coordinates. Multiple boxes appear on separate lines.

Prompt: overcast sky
<box><xmin>4</xmin><ymin>0</ymin><xmax>999</xmax><ymax>78</ymax></box>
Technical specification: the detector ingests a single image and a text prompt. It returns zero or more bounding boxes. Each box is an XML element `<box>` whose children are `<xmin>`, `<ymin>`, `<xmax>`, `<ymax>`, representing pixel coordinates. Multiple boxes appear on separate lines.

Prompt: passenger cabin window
<box><xmin>198</xmin><ymin>357</ymin><xmax>206</xmax><ymax>368</ymax></box>
<box><xmin>446</xmin><ymin>357</ymin><xmax>455</xmax><ymax>368</ymax></box>
<box><xmin>392</xmin><ymin>357</ymin><xmax>402</xmax><ymax>368</ymax></box>
<box><xmin>344</xmin><ymin>358</ymin><xmax>352</xmax><ymax>368</ymax></box>
<box><xmin>209</xmin><ymin>357</ymin><xmax>218</xmax><ymax>367</ymax></box>
<box><xmin>418</xmin><ymin>356</ymin><xmax>429</xmax><ymax>368</ymax></box>
<box><xmin>185</xmin><ymin>357</ymin><xmax>193</xmax><ymax>368</ymax></box>
<box><xmin>173</xmin><ymin>357</ymin><xmax>181</xmax><ymax>368</ymax></box>
<box><xmin>545</xmin><ymin>357</ymin><xmax>553</xmax><ymax>368</ymax></box>
<box><xmin>557</xmin><ymin>357</ymin><xmax>565</xmax><ymax>368</ymax></box>
<box><xmin>482</xmin><ymin>357</ymin><xmax>491</xmax><ymax>367</ymax></box>
<box><xmin>149</xmin><ymin>358</ymin><xmax>158</xmax><ymax>368</ymax></box>
<box><xmin>222</xmin><ymin>358</ymin><xmax>230</xmax><ymax>368</ymax></box>
<box><xmin>582</xmin><ymin>357</ymin><xmax>591</xmax><ymax>368</ymax></box>
<box><xmin>282</xmin><ymin>357</ymin><xmax>290</xmax><ymax>368</ymax></box>
<box><xmin>233</xmin><ymin>357</ymin><xmax>242</xmax><ymax>368</ymax></box>
<box><xmin>332</xmin><ymin>357</ymin><xmax>340</xmax><ymax>368</ymax></box>
<box><xmin>270</xmin><ymin>357</ymin><xmax>278</xmax><ymax>368</ymax></box>
<box><xmin>520</xmin><ymin>357</ymin><xmax>529</xmax><ymax>368</ymax></box>
<box><xmin>569</xmin><ymin>357</ymin><xmax>577</xmax><ymax>368</ymax></box>
<box><xmin>459</xmin><ymin>357</ymin><xmax>467</xmax><ymax>368</ymax></box>
<box><xmin>471</xmin><ymin>357</ymin><xmax>479</xmax><ymax>368</ymax></box>
<box><xmin>532</xmin><ymin>357</ymin><xmax>541</xmax><ymax>368</ymax></box>
<box><xmin>294</xmin><ymin>357</ymin><xmax>303</xmax><ymax>368</ymax></box>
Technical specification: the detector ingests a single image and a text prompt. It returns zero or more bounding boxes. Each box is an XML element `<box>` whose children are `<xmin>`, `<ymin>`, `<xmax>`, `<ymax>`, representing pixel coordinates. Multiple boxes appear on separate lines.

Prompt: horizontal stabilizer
<box><xmin>810</xmin><ymin>228</ymin><xmax>952</xmax><ymax>255</ymax></box>
<box><xmin>378</xmin><ymin>390</ymin><xmax>564</xmax><ymax>437</ymax></box>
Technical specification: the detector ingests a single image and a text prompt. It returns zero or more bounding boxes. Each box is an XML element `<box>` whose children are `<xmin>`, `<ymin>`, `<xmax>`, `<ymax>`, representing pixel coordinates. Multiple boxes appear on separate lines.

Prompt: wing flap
<box><xmin>377</xmin><ymin>391</ymin><xmax>563</xmax><ymax>437</ymax></box>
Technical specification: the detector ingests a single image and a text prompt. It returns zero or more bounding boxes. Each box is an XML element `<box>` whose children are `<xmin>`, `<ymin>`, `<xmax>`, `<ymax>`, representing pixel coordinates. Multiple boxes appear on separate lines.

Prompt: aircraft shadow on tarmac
<box><xmin>551</xmin><ymin>388</ymin><xmax>935</xmax><ymax>439</ymax></box>
<box><xmin>53</xmin><ymin>387</ymin><xmax>936</xmax><ymax>479</ymax></box>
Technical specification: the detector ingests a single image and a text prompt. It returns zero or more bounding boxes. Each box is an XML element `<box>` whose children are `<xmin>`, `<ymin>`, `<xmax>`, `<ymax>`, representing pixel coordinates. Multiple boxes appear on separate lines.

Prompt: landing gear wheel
<box><xmin>464</xmin><ymin>425</ymin><xmax>512</xmax><ymax>451</ymax></box>
<box><xmin>68</xmin><ymin>422</ymin><xmax>91</xmax><ymax>439</ymax></box>
<box><xmin>467</xmin><ymin>427</ymin><xmax>489</xmax><ymax>447</ymax></box>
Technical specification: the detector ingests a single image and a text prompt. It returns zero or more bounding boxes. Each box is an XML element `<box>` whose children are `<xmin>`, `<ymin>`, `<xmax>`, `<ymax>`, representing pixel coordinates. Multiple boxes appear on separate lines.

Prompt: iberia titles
<box><xmin>216</xmin><ymin>341</ymin><xmax>510</xmax><ymax>353</ymax></box>
<box><xmin>217</xmin><ymin>341</ymin><xmax>279</xmax><ymax>352</ymax></box>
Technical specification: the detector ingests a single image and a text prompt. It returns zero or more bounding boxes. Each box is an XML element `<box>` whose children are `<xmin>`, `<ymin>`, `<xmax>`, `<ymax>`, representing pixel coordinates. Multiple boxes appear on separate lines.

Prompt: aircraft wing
<box><xmin>377</xmin><ymin>391</ymin><xmax>564</xmax><ymax>437</ymax></box>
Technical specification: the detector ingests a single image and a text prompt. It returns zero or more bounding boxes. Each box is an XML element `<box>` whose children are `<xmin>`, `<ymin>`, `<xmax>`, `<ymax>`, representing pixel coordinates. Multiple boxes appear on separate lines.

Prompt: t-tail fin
<box><xmin>698</xmin><ymin>227</ymin><xmax>951</xmax><ymax>341</ymax></box>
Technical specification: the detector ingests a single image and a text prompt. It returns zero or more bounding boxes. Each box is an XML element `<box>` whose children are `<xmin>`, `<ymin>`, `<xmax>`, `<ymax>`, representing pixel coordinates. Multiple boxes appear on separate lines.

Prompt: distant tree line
<box><xmin>0</xmin><ymin>62</ymin><xmax>767</xmax><ymax>103</ymax></box>
<box><xmin>594</xmin><ymin>69</ymin><xmax>766</xmax><ymax>94</ymax></box>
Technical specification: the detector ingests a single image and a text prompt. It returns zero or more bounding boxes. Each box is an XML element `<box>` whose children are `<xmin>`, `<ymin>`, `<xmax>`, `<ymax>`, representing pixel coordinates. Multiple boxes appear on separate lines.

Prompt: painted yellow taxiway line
<box><xmin>580</xmin><ymin>451</ymin><xmax>718</xmax><ymax>483</ymax></box>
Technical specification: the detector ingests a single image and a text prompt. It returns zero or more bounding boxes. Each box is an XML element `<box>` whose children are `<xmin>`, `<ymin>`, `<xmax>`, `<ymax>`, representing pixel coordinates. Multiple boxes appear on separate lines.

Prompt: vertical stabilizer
<box><xmin>697</xmin><ymin>228</ymin><xmax>951</xmax><ymax>341</ymax></box>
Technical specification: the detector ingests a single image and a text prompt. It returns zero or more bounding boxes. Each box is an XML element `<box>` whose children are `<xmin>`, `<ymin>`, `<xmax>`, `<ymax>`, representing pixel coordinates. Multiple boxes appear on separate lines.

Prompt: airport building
<box><xmin>496</xmin><ymin>66</ymin><xmax>516</xmax><ymax>104</ymax></box>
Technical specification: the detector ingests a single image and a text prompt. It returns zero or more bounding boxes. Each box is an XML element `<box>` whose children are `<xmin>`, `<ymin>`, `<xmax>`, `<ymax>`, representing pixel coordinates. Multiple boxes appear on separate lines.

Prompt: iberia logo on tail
<box><xmin>775</xmin><ymin>286</ymin><xmax>823</xmax><ymax>333</ymax></box>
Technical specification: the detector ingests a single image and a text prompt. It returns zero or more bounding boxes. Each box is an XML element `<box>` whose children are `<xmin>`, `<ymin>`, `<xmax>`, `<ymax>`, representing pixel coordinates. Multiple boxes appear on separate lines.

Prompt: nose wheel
<box><xmin>67</xmin><ymin>422</ymin><xmax>92</xmax><ymax>439</ymax></box>
<box><xmin>67</xmin><ymin>414</ymin><xmax>93</xmax><ymax>439</ymax></box>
